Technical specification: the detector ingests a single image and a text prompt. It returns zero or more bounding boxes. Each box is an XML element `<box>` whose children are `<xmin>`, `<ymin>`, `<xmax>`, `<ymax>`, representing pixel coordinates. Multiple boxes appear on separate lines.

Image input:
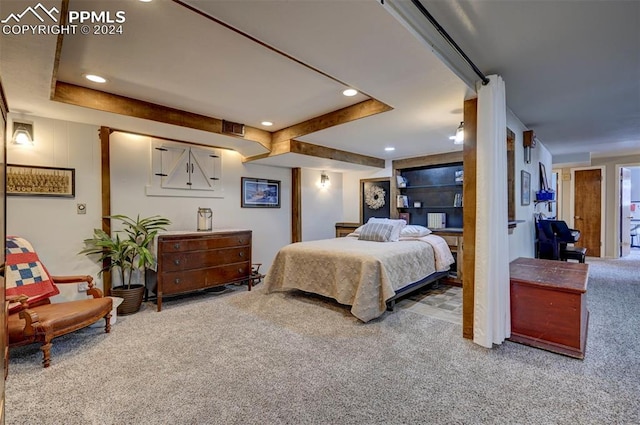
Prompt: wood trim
<box><xmin>52</xmin><ymin>82</ymin><xmax>272</xmax><ymax>150</ymax></box>
<box><xmin>272</xmin><ymin>99</ymin><xmax>393</xmax><ymax>144</ymax></box>
<box><xmin>392</xmin><ymin>151</ymin><xmax>463</xmax><ymax>170</ymax></box>
<box><xmin>290</xmin><ymin>140</ymin><xmax>385</xmax><ymax>168</ymax></box>
<box><xmin>50</xmin><ymin>0</ymin><xmax>69</xmax><ymax>99</ymax></box>
<box><xmin>462</xmin><ymin>98</ymin><xmax>478</xmax><ymax>340</ymax></box>
<box><xmin>243</xmin><ymin>139</ymin><xmax>385</xmax><ymax>169</ymax></box>
<box><xmin>291</xmin><ymin>168</ymin><xmax>302</xmax><ymax>243</ymax></box>
<box><xmin>107</xmin><ymin>128</ymin><xmax>234</xmax><ymax>152</ymax></box>
<box><xmin>100</xmin><ymin>126</ymin><xmax>112</xmax><ymax>295</ymax></box>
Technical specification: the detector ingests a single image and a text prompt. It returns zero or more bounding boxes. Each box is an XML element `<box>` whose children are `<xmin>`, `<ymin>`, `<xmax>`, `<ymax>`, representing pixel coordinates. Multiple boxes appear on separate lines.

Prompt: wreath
<box><xmin>364</xmin><ymin>185</ymin><xmax>386</xmax><ymax>210</ymax></box>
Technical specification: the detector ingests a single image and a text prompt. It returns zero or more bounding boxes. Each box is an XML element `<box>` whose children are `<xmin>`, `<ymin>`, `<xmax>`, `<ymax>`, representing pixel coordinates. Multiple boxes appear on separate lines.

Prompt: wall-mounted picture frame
<box><xmin>7</xmin><ymin>164</ymin><xmax>75</xmax><ymax>198</ymax></box>
<box><xmin>521</xmin><ymin>170</ymin><xmax>531</xmax><ymax>206</ymax></box>
<box><xmin>241</xmin><ymin>177</ymin><xmax>280</xmax><ymax>208</ymax></box>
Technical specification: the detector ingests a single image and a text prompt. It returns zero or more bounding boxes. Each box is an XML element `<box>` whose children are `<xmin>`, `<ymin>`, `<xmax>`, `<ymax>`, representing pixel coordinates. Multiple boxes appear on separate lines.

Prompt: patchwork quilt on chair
<box><xmin>5</xmin><ymin>236</ymin><xmax>60</xmax><ymax>312</ymax></box>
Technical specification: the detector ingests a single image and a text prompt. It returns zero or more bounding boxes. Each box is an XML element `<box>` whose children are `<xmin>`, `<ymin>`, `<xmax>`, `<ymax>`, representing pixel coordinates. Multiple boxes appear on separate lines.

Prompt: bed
<box><xmin>263</xmin><ymin>229</ymin><xmax>455</xmax><ymax>322</ymax></box>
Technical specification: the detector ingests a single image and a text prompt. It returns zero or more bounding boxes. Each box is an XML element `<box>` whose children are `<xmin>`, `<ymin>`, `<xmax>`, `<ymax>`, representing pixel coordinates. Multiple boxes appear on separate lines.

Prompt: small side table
<box><xmin>335</xmin><ymin>222</ymin><xmax>360</xmax><ymax>238</ymax></box>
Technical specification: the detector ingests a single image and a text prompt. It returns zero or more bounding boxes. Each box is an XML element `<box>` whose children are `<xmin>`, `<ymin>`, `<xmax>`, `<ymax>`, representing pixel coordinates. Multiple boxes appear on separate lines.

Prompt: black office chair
<box><xmin>631</xmin><ymin>224</ymin><xmax>640</xmax><ymax>248</ymax></box>
<box><xmin>536</xmin><ymin>219</ymin><xmax>585</xmax><ymax>263</ymax></box>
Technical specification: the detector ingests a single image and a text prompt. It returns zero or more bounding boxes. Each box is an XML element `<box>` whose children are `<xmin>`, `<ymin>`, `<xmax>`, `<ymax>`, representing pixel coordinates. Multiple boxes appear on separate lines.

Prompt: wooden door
<box><xmin>574</xmin><ymin>169</ymin><xmax>602</xmax><ymax>257</ymax></box>
<box><xmin>620</xmin><ymin>168</ymin><xmax>632</xmax><ymax>257</ymax></box>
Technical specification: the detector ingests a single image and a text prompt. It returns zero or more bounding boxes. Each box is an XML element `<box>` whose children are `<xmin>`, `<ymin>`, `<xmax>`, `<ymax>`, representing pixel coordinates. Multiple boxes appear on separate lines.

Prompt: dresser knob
<box><xmin>238</xmin><ymin>268</ymin><xmax>244</xmax><ymax>273</ymax></box>
<box><xmin>174</xmin><ymin>259</ymin><xmax>181</xmax><ymax>266</ymax></box>
<box><xmin>174</xmin><ymin>278</ymin><xmax>180</xmax><ymax>285</ymax></box>
<box><xmin>239</xmin><ymin>252</ymin><xmax>244</xmax><ymax>257</ymax></box>
<box><xmin>174</xmin><ymin>243</ymin><xmax>180</xmax><ymax>249</ymax></box>
<box><xmin>239</xmin><ymin>239</ymin><xmax>244</xmax><ymax>244</ymax></box>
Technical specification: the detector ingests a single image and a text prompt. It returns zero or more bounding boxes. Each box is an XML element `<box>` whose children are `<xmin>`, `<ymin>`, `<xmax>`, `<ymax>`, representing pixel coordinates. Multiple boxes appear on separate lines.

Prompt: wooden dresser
<box><xmin>509</xmin><ymin>257</ymin><xmax>589</xmax><ymax>359</ymax></box>
<box><xmin>152</xmin><ymin>229</ymin><xmax>252</xmax><ymax>311</ymax></box>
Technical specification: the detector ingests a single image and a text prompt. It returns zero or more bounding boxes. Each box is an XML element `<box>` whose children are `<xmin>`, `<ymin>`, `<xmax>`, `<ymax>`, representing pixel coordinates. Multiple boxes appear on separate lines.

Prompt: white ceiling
<box><xmin>1</xmin><ymin>0</ymin><xmax>638</xmax><ymax>171</ymax></box>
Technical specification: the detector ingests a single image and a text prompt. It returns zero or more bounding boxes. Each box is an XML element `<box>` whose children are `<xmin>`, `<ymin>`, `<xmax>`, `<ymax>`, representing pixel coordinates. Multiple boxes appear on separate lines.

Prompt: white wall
<box><xmin>507</xmin><ymin>108</ymin><xmax>553</xmax><ymax>261</ymax></box>
<box><xmin>7</xmin><ymin>114</ymin><xmax>103</xmax><ymax>301</ymax></box>
<box><xmin>7</xmin><ymin>114</ymin><xmax>293</xmax><ymax>301</ymax></box>
<box><xmin>301</xmin><ymin>169</ymin><xmax>343</xmax><ymax>241</ymax></box>
<box><xmin>341</xmin><ymin>162</ymin><xmax>393</xmax><ymax>223</ymax></box>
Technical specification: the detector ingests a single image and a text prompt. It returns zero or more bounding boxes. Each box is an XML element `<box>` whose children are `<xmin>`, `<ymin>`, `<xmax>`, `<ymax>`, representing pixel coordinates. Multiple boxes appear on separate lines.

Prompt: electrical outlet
<box><xmin>77</xmin><ymin>203</ymin><xmax>87</xmax><ymax>214</ymax></box>
<box><xmin>77</xmin><ymin>282</ymin><xmax>89</xmax><ymax>292</ymax></box>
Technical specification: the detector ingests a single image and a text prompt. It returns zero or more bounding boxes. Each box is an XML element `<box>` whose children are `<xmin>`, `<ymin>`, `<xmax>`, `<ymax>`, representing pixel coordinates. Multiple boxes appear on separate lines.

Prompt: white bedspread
<box><xmin>264</xmin><ymin>235</ymin><xmax>454</xmax><ymax>322</ymax></box>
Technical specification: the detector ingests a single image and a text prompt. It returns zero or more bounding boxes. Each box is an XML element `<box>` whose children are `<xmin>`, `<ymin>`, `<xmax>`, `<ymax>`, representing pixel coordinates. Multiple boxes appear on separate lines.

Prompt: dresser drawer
<box><xmin>161</xmin><ymin>262</ymin><xmax>251</xmax><ymax>295</ymax></box>
<box><xmin>159</xmin><ymin>232</ymin><xmax>251</xmax><ymax>253</ymax></box>
<box><xmin>160</xmin><ymin>246</ymin><xmax>250</xmax><ymax>272</ymax></box>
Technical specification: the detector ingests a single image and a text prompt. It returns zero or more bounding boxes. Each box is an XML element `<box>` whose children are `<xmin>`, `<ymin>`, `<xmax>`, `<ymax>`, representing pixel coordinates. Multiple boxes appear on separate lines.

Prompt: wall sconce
<box><xmin>523</xmin><ymin>130</ymin><xmax>537</xmax><ymax>164</ymax></box>
<box><xmin>453</xmin><ymin>122</ymin><xmax>464</xmax><ymax>145</ymax></box>
<box><xmin>12</xmin><ymin>121</ymin><xmax>34</xmax><ymax>145</ymax></box>
<box><xmin>320</xmin><ymin>172</ymin><xmax>330</xmax><ymax>188</ymax></box>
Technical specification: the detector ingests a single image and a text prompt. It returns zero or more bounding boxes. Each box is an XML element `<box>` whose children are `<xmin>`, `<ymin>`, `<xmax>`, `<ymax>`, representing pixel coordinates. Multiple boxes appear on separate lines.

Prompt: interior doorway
<box><xmin>571</xmin><ymin>166</ymin><xmax>605</xmax><ymax>258</ymax></box>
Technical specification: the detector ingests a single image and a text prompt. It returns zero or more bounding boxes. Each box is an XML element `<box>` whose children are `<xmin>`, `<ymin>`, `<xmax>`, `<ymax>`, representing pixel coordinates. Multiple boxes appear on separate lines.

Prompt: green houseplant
<box><xmin>81</xmin><ymin>214</ymin><xmax>171</xmax><ymax>314</ymax></box>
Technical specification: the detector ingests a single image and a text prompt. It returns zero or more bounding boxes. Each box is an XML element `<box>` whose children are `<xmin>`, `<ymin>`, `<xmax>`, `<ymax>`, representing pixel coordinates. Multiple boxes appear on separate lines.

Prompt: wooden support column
<box><xmin>99</xmin><ymin>126</ymin><xmax>112</xmax><ymax>295</ymax></box>
<box><xmin>462</xmin><ymin>98</ymin><xmax>478</xmax><ymax>340</ymax></box>
<box><xmin>291</xmin><ymin>168</ymin><xmax>302</xmax><ymax>243</ymax></box>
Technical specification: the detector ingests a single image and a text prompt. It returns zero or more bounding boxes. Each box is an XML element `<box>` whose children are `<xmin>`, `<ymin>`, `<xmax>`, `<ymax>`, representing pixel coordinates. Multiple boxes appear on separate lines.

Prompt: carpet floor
<box><xmin>5</xmin><ymin>253</ymin><xmax>639</xmax><ymax>424</ymax></box>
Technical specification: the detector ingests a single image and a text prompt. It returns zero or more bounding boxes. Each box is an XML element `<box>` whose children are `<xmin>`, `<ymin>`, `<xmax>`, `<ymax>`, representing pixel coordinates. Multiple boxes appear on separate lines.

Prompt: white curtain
<box><xmin>473</xmin><ymin>74</ymin><xmax>511</xmax><ymax>348</ymax></box>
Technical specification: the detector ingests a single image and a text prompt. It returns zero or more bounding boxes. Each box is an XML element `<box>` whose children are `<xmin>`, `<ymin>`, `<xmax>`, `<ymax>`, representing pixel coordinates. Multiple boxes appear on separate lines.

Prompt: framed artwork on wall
<box><xmin>521</xmin><ymin>170</ymin><xmax>531</xmax><ymax>206</ymax></box>
<box><xmin>7</xmin><ymin>164</ymin><xmax>75</xmax><ymax>197</ymax></box>
<box><xmin>241</xmin><ymin>177</ymin><xmax>280</xmax><ymax>208</ymax></box>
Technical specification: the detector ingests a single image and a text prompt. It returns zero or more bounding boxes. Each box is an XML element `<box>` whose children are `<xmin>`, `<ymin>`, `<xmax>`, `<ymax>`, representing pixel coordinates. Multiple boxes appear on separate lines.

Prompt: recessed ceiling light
<box><xmin>139</xmin><ymin>0</ymin><xmax>153</xmax><ymax>2</ymax></box>
<box><xmin>84</xmin><ymin>74</ymin><xmax>107</xmax><ymax>83</ymax></box>
<box><xmin>261</xmin><ymin>121</ymin><xmax>273</xmax><ymax>126</ymax></box>
<box><xmin>342</xmin><ymin>88</ymin><xmax>358</xmax><ymax>97</ymax></box>
<box><xmin>385</xmin><ymin>147</ymin><xmax>395</xmax><ymax>152</ymax></box>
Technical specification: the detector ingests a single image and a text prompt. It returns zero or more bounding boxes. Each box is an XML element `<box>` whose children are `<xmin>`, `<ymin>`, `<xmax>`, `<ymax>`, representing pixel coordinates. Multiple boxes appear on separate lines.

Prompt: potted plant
<box><xmin>80</xmin><ymin>214</ymin><xmax>171</xmax><ymax>315</ymax></box>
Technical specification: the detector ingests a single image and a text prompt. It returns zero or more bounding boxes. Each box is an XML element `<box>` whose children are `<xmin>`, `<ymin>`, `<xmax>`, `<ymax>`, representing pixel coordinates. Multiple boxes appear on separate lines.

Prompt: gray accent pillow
<box><xmin>358</xmin><ymin>222</ymin><xmax>394</xmax><ymax>242</ymax></box>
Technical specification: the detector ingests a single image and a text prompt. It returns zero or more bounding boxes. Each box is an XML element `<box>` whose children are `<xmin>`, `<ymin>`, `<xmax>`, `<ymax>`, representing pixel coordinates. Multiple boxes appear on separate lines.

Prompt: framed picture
<box><xmin>241</xmin><ymin>177</ymin><xmax>280</xmax><ymax>208</ymax></box>
<box><xmin>521</xmin><ymin>170</ymin><xmax>531</xmax><ymax>206</ymax></box>
<box><xmin>7</xmin><ymin>164</ymin><xmax>75</xmax><ymax>197</ymax></box>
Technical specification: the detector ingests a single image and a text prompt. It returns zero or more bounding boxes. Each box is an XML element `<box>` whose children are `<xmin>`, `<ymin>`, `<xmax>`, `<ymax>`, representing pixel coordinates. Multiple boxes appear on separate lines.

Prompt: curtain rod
<box><xmin>409</xmin><ymin>0</ymin><xmax>490</xmax><ymax>85</ymax></box>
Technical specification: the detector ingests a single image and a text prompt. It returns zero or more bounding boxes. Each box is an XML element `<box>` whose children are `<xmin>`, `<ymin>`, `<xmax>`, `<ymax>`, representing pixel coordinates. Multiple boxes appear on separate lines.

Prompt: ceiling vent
<box><xmin>222</xmin><ymin>120</ymin><xmax>245</xmax><ymax>137</ymax></box>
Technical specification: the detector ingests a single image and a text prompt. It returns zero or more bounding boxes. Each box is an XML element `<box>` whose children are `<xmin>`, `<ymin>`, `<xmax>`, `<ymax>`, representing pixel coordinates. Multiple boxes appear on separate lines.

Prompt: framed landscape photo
<box><xmin>521</xmin><ymin>170</ymin><xmax>531</xmax><ymax>206</ymax></box>
<box><xmin>241</xmin><ymin>177</ymin><xmax>280</xmax><ymax>208</ymax></box>
<box><xmin>7</xmin><ymin>164</ymin><xmax>75</xmax><ymax>197</ymax></box>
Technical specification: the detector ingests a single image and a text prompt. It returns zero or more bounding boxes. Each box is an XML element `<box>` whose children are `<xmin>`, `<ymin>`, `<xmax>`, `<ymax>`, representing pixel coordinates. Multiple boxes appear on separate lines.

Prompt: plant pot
<box><xmin>110</xmin><ymin>284</ymin><xmax>145</xmax><ymax>315</ymax></box>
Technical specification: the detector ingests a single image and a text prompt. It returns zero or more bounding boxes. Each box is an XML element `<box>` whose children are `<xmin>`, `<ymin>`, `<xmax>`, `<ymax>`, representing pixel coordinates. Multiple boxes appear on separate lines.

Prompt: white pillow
<box><xmin>358</xmin><ymin>222</ymin><xmax>394</xmax><ymax>242</ymax></box>
<box><xmin>367</xmin><ymin>218</ymin><xmax>406</xmax><ymax>242</ymax></box>
<box><xmin>400</xmin><ymin>225</ymin><xmax>432</xmax><ymax>238</ymax></box>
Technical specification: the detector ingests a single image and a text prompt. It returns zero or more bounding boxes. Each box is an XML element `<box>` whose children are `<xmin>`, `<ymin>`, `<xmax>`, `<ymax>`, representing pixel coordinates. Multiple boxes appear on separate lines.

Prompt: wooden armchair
<box><xmin>7</xmin><ymin>275</ymin><xmax>112</xmax><ymax>368</ymax></box>
<box><xmin>6</xmin><ymin>237</ymin><xmax>112</xmax><ymax>368</ymax></box>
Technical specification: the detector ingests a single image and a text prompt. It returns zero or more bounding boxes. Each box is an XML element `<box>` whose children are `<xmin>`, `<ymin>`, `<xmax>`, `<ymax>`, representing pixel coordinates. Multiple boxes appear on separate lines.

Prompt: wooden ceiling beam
<box><xmin>52</xmin><ymin>82</ymin><xmax>272</xmax><ymax>150</ymax></box>
<box><xmin>243</xmin><ymin>139</ymin><xmax>385</xmax><ymax>169</ymax></box>
<box><xmin>271</xmin><ymin>99</ymin><xmax>393</xmax><ymax>144</ymax></box>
